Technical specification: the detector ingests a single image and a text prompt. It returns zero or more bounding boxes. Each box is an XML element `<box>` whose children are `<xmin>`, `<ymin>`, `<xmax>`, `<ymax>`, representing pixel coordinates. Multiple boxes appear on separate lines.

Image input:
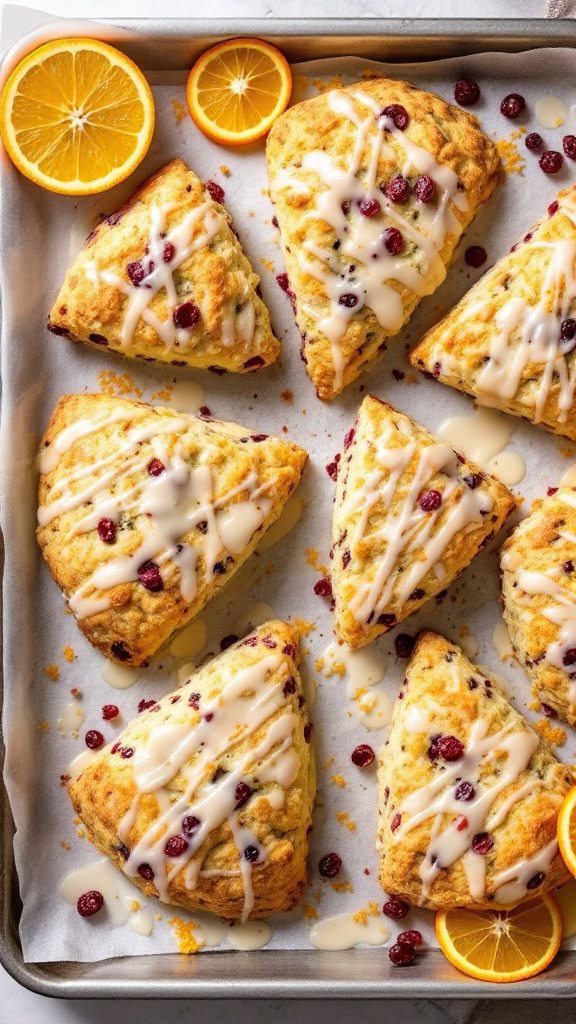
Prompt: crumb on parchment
<box><xmin>534</xmin><ymin>719</ymin><xmax>566</xmax><ymax>747</ymax></box>
<box><xmin>171</xmin><ymin>97</ymin><xmax>188</xmax><ymax>124</ymax></box>
<box><xmin>331</xmin><ymin>880</ymin><xmax>353</xmax><ymax>893</ymax></box>
<box><xmin>98</xmin><ymin>370</ymin><xmax>143</xmax><ymax>399</ymax></box>
<box><xmin>336</xmin><ymin>811</ymin><xmax>357</xmax><ymax>832</ymax></box>
<box><xmin>290</xmin><ymin>617</ymin><xmax>315</xmax><ymax>637</ymax></box>
<box><xmin>260</xmin><ymin>258</ymin><xmax>275</xmax><ymax>273</ymax></box>
<box><xmin>60</xmin><ymin>840</ymin><xmax>71</xmax><ymax>850</ymax></box>
<box><xmin>150</xmin><ymin>384</ymin><xmax>173</xmax><ymax>402</ymax></box>
<box><xmin>37</xmin><ymin>720</ymin><xmax>49</xmax><ymax>732</ymax></box>
<box><xmin>169</xmin><ymin>916</ymin><xmax>203</xmax><ymax>953</ymax></box>
<box><xmin>281</xmin><ymin>389</ymin><xmax>293</xmax><ymax>403</ymax></box>
<box><xmin>302</xmin><ymin>903</ymin><xmax>318</xmax><ymax>921</ymax></box>
<box><xmin>496</xmin><ymin>131</ymin><xmax>526</xmax><ymax>175</ymax></box>
<box><xmin>63</xmin><ymin>645</ymin><xmax>76</xmax><ymax>662</ymax></box>
<box><xmin>220</xmin><ymin>165</ymin><xmax>230</xmax><ymax>176</ymax></box>
<box><xmin>313</xmin><ymin>76</ymin><xmax>344</xmax><ymax>94</ymax></box>
<box><xmin>352</xmin><ymin>902</ymin><xmax>380</xmax><ymax>926</ymax></box>
<box><xmin>331</xmin><ymin>775</ymin><xmax>347</xmax><ymax>788</ymax></box>
<box><xmin>44</xmin><ymin>665</ymin><xmax>60</xmax><ymax>681</ymax></box>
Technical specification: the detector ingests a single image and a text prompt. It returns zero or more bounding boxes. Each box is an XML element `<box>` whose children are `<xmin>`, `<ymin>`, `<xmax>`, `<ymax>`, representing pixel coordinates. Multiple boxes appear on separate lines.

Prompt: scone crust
<box><xmin>411</xmin><ymin>186</ymin><xmax>576</xmax><ymax>440</ymax></box>
<box><xmin>502</xmin><ymin>486</ymin><xmax>576</xmax><ymax>725</ymax></box>
<box><xmin>332</xmin><ymin>396</ymin><xmax>515</xmax><ymax>648</ymax></box>
<box><xmin>267</xmin><ymin>77</ymin><xmax>502</xmax><ymax>400</ymax></box>
<box><xmin>69</xmin><ymin>621</ymin><xmax>316</xmax><ymax>919</ymax></box>
<box><xmin>37</xmin><ymin>394</ymin><xmax>307</xmax><ymax>665</ymax></box>
<box><xmin>378</xmin><ymin>631</ymin><xmax>572</xmax><ymax>910</ymax></box>
<box><xmin>49</xmin><ymin>159</ymin><xmax>280</xmax><ymax>373</ymax></box>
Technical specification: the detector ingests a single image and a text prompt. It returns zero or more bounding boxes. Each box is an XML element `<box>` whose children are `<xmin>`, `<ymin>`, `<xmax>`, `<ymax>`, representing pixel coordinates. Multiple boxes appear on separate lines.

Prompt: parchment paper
<box><xmin>3</xmin><ymin>31</ymin><xmax>576</xmax><ymax>962</ymax></box>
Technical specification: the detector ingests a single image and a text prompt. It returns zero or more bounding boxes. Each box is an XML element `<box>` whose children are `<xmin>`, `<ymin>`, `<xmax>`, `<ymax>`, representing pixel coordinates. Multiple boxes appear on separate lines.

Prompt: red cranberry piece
<box><xmin>383</xmin><ymin>896</ymin><xmax>409</xmax><ymax>920</ymax></box>
<box><xmin>526</xmin><ymin>871</ymin><xmax>545</xmax><ymax>890</ymax></box>
<box><xmin>351</xmin><ymin>743</ymin><xmax>375</xmax><ymax>767</ymax></box>
<box><xmin>378</xmin><ymin>613</ymin><xmax>397</xmax><ymax>626</ymax></box>
<box><xmin>182</xmin><ymin>815</ymin><xmax>201</xmax><ymax>835</ymax></box>
<box><xmin>465</xmin><ymin>246</ymin><xmax>487</xmax><ymax>268</ymax></box>
<box><xmin>244</xmin><ymin>845</ymin><xmax>260</xmax><ymax>862</ymax></box>
<box><xmin>541</xmin><ymin>703</ymin><xmax>558</xmax><ymax>718</ymax></box>
<box><xmin>463</xmin><ymin>473</ymin><xmax>483</xmax><ymax>489</ymax></box>
<box><xmin>198</xmin><ymin>406</ymin><xmax>212</xmax><ymax>417</ymax></box>
<box><xmin>397</xmin><ymin>929</ymin><xmax>422</xmax><ymax>947</ymax></box>
<box><xmin>548</xmin><ymin>200</ymin><xmax>559</xmax><ymax>217</ymax></box>
<box><xmin>138</xmin><ymin>560</ymin><xmax>163</xmax><ymax>592</ymax></box>
<box><xmin>427</xmin><ymin>734</ymin><xmax>442</xmax><ymax>761</ymax></box>
<box><xmin>47</xmin><ymin>322</ymin><xmax>71</xmax><ymax>336</ymax></box>
<box><xmin>454</xmin><ymin>79</ymin><xmax>480</xmax><ymax>106</ymax></box>
<box><xmin>561</xmin><ymin>319</ymin><xmax>576</xmax><ymax>341</ymax></box>
<box><xmin>244</xmin><ymin>355</ymin><xmax>265</xmax><ymax>370</ymax></box>
<box><xmin>138</xmin><ymin>863</ymin><xmax>154</xmax><ymax>880</ymax></box>
<box><xmin>204</xmin><ymin>712</ymin><xmax>214</xmax><ymax>722</ymax></box>
<box><xmin>564</xmin><ymin>560</ymin><xmax>574</xmax><ymax>574</ymax></box>
<box><xmin>438</xmin><ymin>735</ymin><xmax>464</xmax><ymax>762</ymax></box>
<box><xmin>358</xmin><ymin>197</ymin><xmax>381</xmax><ymax>218</ymax></box>
<box><xmin>102</xmin><ymin>704</ymin><xmax>119</xmax><ymax>721</ymax></box>
<box><xmin>164</xmin><ymin>835</ymin><xmax>189</xmax><ymax>857</ymax></box>
<box><xmin>85</xmin><ymin>730</ymin><xmax>104</xmax><ymax>750</ymax></box>
<box><xmin>390</xmin><ymin>813</ymin><xmax>402</xmax><ymax>833</ymax></box>
<box><xmin>206</xmin><ymin>179</ymin><xmax>225</xmax><ymax>203</ymax></box>
<box><xmin>338</xmin><ymin>293</ymin><xmax>358</xmax><ymax>308</ymax></box>
<box><xmin>563</xmin><ymin>135</ymin><xmax>576</xmax><ymax>160</ymax></box>
<box><xmin>77</xmin><ymin>890</ymin><xmax>104</xmax><ymax>917</ymax></box>
<box><xmin>500</xmin><ymin>93</ymin><xmax>525</xmax><ymax>119</ymax></box>
<box><xmin>235</xmin><ymin>782</ymin><xmax>252</xmax><ymax>807</ymax></box>
<box><xmin>163</xmin><ymin>242</ymin><xmax>175</xmax><ymax>263</ymax></box>
<box><xmin>326</xmin><ymin>460</ymin><xmax>339</xmax><ymax>480</ymax></box>
<box><xmin>384</xmin><ymin>227</ymin><xmax>404</xmax><ymax>255</ymax></box>
<box><xmin>471</xmin><ymin>831</ymin><xmax>494</xmax><ymax>855</ymax></box>
<box><xmin>389</xmin><ymin>943</ymin><xmax>416</xmax><ymax>966</ymax></box>
<box><xmin>525</xmin><ymin>132</ymin><xmax>543</xmax><ymax>151</ymax></box>
<box><xmin>539</xmin><ymin>150</ymin><xmax>563</xmax><ymax>174</ymax></box>
<box><xmin>414</xmin><ymin>175</ymin><xmax>436</xmax><ymax>203</ymax></box>
<box><xmin>173</xmin><ymin>301</ymin><xmax>201</xmax><ymax>329</ymax></box>
<box><xmin>342</xmin><ymin>550</ymin><xmax>351</xmax><ymax>569</ymax></box>
<box><xmin>319</xmin><ymin>852</ymin><xmax>342</xmax><ymax>878</ymax></box>
<box><xmin>147</xmin><ymin>458</ymin><xmax>165</xmax><ymax>476</ymax></box>
<box><xmin>382</xmin><ymin>104</ymin><xmax>409</xmax><ymax>130</ymax></box>
<box><xmin>262</xmin><ymin>636</ymin><xmax>277</xmax><ymax>649</ymax></box>
<box><xmin>547</xmin><ymin>486</ymin><xmax>558</xmax><ymax>496</ymax></box>
<box><xmin>127</xmin><ymin>261</ymin><xmax>145</xmax><ymax>286</ymax></box>
<box><xmin>456</xmin><ymin>815</ymin><xmax>469</xmax><ymax>832</ymax></box>
<box><xmin>138</xmin><ymin>698</ymin><xmax>158</xmax><ymax>713</ymax></box>
<box><xmin>564</xmin><ymin>649</ymin><xmax>576</xmax><ymax>666</ymax></box>
<box><xmin>344</xmin><ymin>427</ymin><xmax>355</xmax><ymax>449</ymax></box>
<box><xmin>283</xmin><ymin>676</ymin><xmax>297</xmax><ymax>696</ymax></box>
<box><xmin>385</xmin><ymin>175</ymin><xmax>411</xmax><ymax>203</ymax></box>
<box><xmin>250</xmin><ymin>434</ymin><xmax>268</xmax><ymax>442</ymax></box>
<box><xmin>111</xmin><ymin>641</ymin><xmax>131</xmax><ymax>661</ymax></box>
<box><xmin>282</xmin><ymin>643</ymin><xmax>296</xmax><ymax>658</ymax></box>
<box><xmin>97</xmin><ymin>518</ymin><xmax>116</xmax><ymax>544</ymax></box>
<box><xmin>120</xmin><ymin>746</ymin><xmax>134</xmax><ymax>759</ymax></box>
<box><xmin>394</xmin><ymin>634</ymin><xmax>414</xmax><ymax>659</ymax></box>
<box><xmin>455</xmin><ymin>781</ymin><xmax>475</xmax><ymax>801</ymax></box>
<box><xmin>220</xmin><ymin>634</ymin><xmax>239</xmax><ymax>651</ymax></box>
<box><xmin>276</xmin><ymin>272</ymin><xmax>290</xmax><ymax>292</ymax></box>
<box><xmin>419</xmin><ymin>489</ymin><xmax>442</xmax><ymax>512</ymax></box>
<box><xmin>314</xmin><ymin>577</ymin><xmax>333</xmax><ymax>598</ymax></box>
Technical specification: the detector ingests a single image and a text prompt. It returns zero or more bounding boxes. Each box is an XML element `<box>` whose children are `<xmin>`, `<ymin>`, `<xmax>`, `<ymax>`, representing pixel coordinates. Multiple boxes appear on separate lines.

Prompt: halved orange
<box><xmin>558</xmin><ymin>784</ymin><xmax>576</xmax><ymax>878</ymax></box>
<box><xmin>435</xmin><ymin>896</ymin><xmax>562</xmax><ymax>983</ymax></box>
<box><xmin>187</xmin><ymin>38</ymin><xmax>291</xmax><ymax>146</ymax></box>
<box><xmin>0</xmin><ymin>38</ymin><xmax>155</xmax><ymax>194</ymax></box>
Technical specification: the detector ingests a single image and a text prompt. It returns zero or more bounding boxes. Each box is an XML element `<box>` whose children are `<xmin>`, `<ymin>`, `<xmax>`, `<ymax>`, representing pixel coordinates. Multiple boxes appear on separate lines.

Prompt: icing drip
<box><xmin>287</xmin><ymin>89</ymin><xmax>467</xmax><ymax>387</ymax></box>
<box><xmin>344</xmin><ymin>418</ymin><xmax>493</xmax><ymax>625</ymax></box>
<box><xmin>119</xmin><ymin>653</ymin><xmax>300</xmax><ymax>920</ymax></box>
<box><xmin>85</xmin><ymin>200</ymin><xmax>227</xmax><ymax>352</ymax></box>
<box><xmin>492</xmin><ymin>839</ymin><xmax>559</xmax><ymax>904</ymax></box>
<box><xmin>394</xmin><ymin>717</ymin><xmax>540</xmax><ymax>902</ymax></box>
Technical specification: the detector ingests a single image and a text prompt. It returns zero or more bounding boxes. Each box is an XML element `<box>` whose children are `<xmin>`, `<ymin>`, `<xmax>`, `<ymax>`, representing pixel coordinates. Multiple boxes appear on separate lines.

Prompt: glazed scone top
<box><xmin>267</xmin><ymin>77</ymin><xmax>502</xmax><ymax>398</ymax></box>
<box><xmin>48</xmin><ymin>159</ymin><xmax>279</xmax><ymax>373</ymax></box>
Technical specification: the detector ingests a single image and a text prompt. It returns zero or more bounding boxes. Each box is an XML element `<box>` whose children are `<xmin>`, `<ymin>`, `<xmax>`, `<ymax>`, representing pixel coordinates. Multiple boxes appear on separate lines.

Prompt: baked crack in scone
<box><xmin>331</xmin><ymin>396</ymin><xmax>515</xmax><ymax>648</ymax></box>
<box><xmin>48</xmin><ymin>159</ymin><xmax>279</xmax><ymax>374</ymax></box>
<box><xmin>37</xmin><ymin>394</ymin><xmax>307</xmax><ymax>665</ymax></box>
<box><xmin>267</xmin><ymin>78</ymin><xmax>502</xmax><ymax>399</ymax></box>
<box><xmin>69</xmin><ymin>621</ymin><xmax>315</xmax><ymax>919</ymax></box>
<box><xmin>502</xmin><ymin>485</ymin><xmax>576</xmax><ymax>726</ymax></box>
<box><xmin>378</xmin><ymin>631</ymin><xmax>572</xmax><ymax>910</ymax></box>
<box><xmin>411</xmin><ymin>187</ymin><xmax>576</xmax><ymax>440</ymax></box>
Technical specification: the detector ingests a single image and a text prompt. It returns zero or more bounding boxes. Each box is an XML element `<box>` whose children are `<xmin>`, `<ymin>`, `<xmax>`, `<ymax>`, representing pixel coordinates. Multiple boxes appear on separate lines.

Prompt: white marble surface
<box><xmin>0</xmin><ymin>0</ymin><xmax>555</xmax><ymax>1019</ymax></box>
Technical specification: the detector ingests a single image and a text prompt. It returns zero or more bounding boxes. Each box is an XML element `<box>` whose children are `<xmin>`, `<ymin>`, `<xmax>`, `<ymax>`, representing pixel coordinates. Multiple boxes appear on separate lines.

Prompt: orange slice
<box><xmin>435</xmin><ymin>896</ymin><xmax>562</xmax><ymax>983</ymax></box>
<box><xmin>0</xmin><ymin>38</ymin><xmax>155</xmax><ymax>195</ymax></box>
<box><xmin>558</xmin><ymin>784</ymin><xmax>576</xmax><ymax>877</ymax></box>
<box><xmin>186</xmin><ymin>38</ymin><xmax>291</xmax><ymax>146</ymax></box>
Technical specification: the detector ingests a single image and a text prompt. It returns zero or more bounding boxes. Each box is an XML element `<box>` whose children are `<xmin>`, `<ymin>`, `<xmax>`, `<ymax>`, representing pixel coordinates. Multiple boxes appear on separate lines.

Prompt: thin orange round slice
<box><xmin>435</xmin><ymin>896</ymin><xmax>562</xmax><ymax>983</ymax></box>
<box><xmin>0</xmin><ymin>38</ymin><xmax>155</xmax><ymax>195</ymax></box>
<box><xmin>186</xmin><ymin>37</ymin><xmax>291</xmax><ymax>146</ymax></box>
<box><xmin>558</xmin><ymin>784</ymin><xmax>576</xmax><ymax>877</ymax></box>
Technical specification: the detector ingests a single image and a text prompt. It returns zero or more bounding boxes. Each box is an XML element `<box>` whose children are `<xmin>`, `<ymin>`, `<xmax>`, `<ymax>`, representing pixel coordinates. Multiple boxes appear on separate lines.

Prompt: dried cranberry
<box><xmin>342</xmin><ymin>550</ymin><xmax>351</xmax><ymax>569</ymax></box>
<box><xmin>500</xmin><ymin>93</ymin><xmax>525</xmax><ymax>119</ymax></box>
<box><xmin>389</xmin><ymin>943</ymin><xmax>416</xmax><ymax>966</ymax></box>
<box><xmin>116</xmin><ymin>842</ymin><xmax>130</xmax><ymax>860</ymax></box>
<box><xmin>97</xmin><ymin>518</ymin><xmax>116</xmax><ymax>544</ymax></box>
<box><xmin>338</xmin><ymin>293</ymin><xmax>358</xmax><ymax>308</ymax></box>
<box><xmin>220</xmin><ymin>634</ymin><xmax>239</xmax><ymax>651</ymax></box>
<box><xmin>243</xmin><ymin>356</ymin><xmax>265</xmax><ymax>370</ymax></box>
<box><xmin>138</xmin><ymin>699</ymin><xmax>157</xmax><ymax>714</ymax></box>
<box><xmin>102</xmin><ymin>704</ymin><xmax>119</xmax><ymax>721</ymax></box>
<box><xmin>525</xmin><ymin>132</ymin><xmax>543</xmax><ymax>151</ymax></box>
<box><xmin>326</xmin><ymin>460</ymin><xmax>339</xmax><ymax>480</ymax></box>
<box><xmin>173</xmin><ymin>301</ymin><xmax>201</xmax><ymax>329</ymax></box>
<box><xmin>437</xmin><ymin>735</ymin><xmax>464</xmax><ymax>762</ymax></box>
<box><xmin>163</xmin><ymin>242</ymin><xmax>175</xmax><ymax>263</ymax></box>
<box><xmin>204</xmin><ymin>712</ymin><xmax>214</xmax><ymax>722</ymax></box>
<box><xmin>244</xmin><ymin>845</ymin><xmax>260</xmax><ymax>862</ymax></box>
<box><xmin>378</xmin><ymin>613</ymin><xmax>397</xmax><ymax>627</ymax></box>
<box><xmin>541</xmin><ymin>703</ymin><xmax>557</xmax><ymax>719</ymax></box>
<box><xmin>383</xmin><ymin>897</ymin><xmax>409</xmax><ymax>920</ymax></box>
<box><xmin>561</xmin><ymin>319</ymin><xmax>576</xmax><ymax>341</ymax></box>
<box><xmin>138</xmin><ymin>863</ymin><xmax>154</xmax><ymax>880</ymax></box>
<box><xmin>89</xmin><ymin>333</ymin><xmax>108</xmax><ymax>345</ymax></box>
<box><xmin>539</xmin><ymin>150</ymin><xmax>563</xmax><ymax>174</ymax></box>
<box><xmin>548</xmin><ymin>200</ymin><xmax>560</xmax><ymax>217</ymax></box>
<box><xmin>414</xmin><ymin>175</ymin><xmax>436</xmax><ymax>203</ymax></box>
<box><xmin>182</xmin><ymin>815</ymin><xmax>201</xmax><ymax>835</ymax></box>
<box><xmin>390</xmin><ymin>813</ymin><xmax>402</xmax><ymax>833</ymax></box>
<box><xmin>526</xmin><ymin>871</ymin><xmax>545</xmax><ymax>890</ymax></box>
<box><xmin>112</xmin><ymin>641</ymin><xmax>131</xmax><ymax>662</ymax></box>
<box><xmin>164</xmin><ymin>835</ymin><xmax>189</xmax><ymax>857</ymax></box>
<box><xmin>198</xmin><ymin>406</ymin><xmax>212</xmax><ymax>417</ymax></box>
<box><xmin>384</xmin><ymin>227</ymin><xmax>404</xmax><ymax>255</ymax></box>
<box><xmin>397</xmin><ymin>929</ymin><xmax>422</xmax><ymax>946</ymax></box>
<box><xmin>282</xmin><ymin>644</ymin><xmax>297</xmax><ymax>658</ymax></box>
<box><xmin>427</xmin><ymin>734</ymin><xmax>442</xmax><ymax>761</ymax></box>
<box><xmin>77</xmin><ymin>890</ymin><xmax>104</xmax><ymax>917</ymax></box>
<box><xmin>564</xmin><ymin>560</ymin><xmax>575</xmax><ymax>574</ymax></box>
<box><xmin>454</xmin><ymin>79</ymin><xmax>480</xmax><ymax>106</ymax></box>
<box><xmin>147</xmin><ymin>458</ymin><xmax>165</xmax><ymax>476</ymax></box>
<box><xmin>465</xmin><ymin>246</ymin><xmax>487</xmax><ymax>268</ymax></box>
<box><xmin>283</xmin><ymin>676</ymin><xmax>297</xmax><ymax>696</ymax></box>
<box><xmin>463</xmin><ymin>473</ymin><xmax>483</xmax><ymax>489</ymax></box>
<box><xmin>47</xmin><ymin>323</ymin><xmax>71</xmax><ymax>336</ymax></box>
<box><xmin>394</xmin><ymin>633</ymin><xmax>415</xmax><ymax>659</ymax></box>
<box><xmin>358</xmin><ymin>197</ymin><xmax>381</xmax><ymax>218</ymax></box>
<box><xmin>304</xmin><ymin>723</ymin><xmax>313</xmax><ymax>743</ymax></box>
<box><xmin>262</xmin><ymin>636</ymin><xmax>277</xmax><ymax>649</ymax></box>
<box><xmin>351</xmin><ymin>744</ymin><xmax>375</xmax><ymax>767</ymax></box>
<box><xmin>188</xmin><ymin>692</ymin><xmax>201</xmax><ymax>710</ymax></box>
<box><xmin>344</xmin><ymin>427</ymin><xmax>355</xmax><ymax>449</ymax></box>
<box><xmin>471</xmin><ymin>832</ymin><xmax>494</xmax><ymax>855</ymax></box>
<box><xmin>547</xmin><ymin>487</ymin><xmax>558</xmax><ymax>496</ymax></box>
<box><xmin>455</xmin><ymin>781</ymin><xmax>475</xmax><ymax>801</ymax></box>
<box><xmin>127</xmin><ymin>261</ymin><xmax>145</xmax><ymax>286</ymax></box>
<box><xmin>314</xmin><ymin>577</ymin><xmax>332</xmax><ymax>598</ymax></box>
<box><xmin>382</xmin><ymin>104</ymin><xmax>409</xmax><ymax>130</ymax></box>
<box><xmin>138</xmin><ymin>560</ymin><xmax>163</xmax><ymax>592</ymax></box>
<box><xmin>419</xmin><ymin>489</ymin><xmax>442</xmax><ymax>512</ymax></box>
<box><xmin>319</xmin><ymin>852</ymin><xmax>342</xmax><ymax>878</ymax></box>
<box><xmin>563</xmin><ymin>135</ymin><xmax>576</xmax><ymax>161</ymax></box>
<box><xmin>85</xmin><ymin>730</ymin><xmax>104</xmax><ymax>750</ymax></box>
<box><xmin>276</xmin><ymin>272</ymin><xmax>290</xmax><ymax>292</ymax></box>
<box><xmin>206</xmin><ymin>179</ymin><xmax>225</xmax><ymax>203</ymax></box>
<box><xmin>235</xmin><ymin>782</ymin><xmax>252</xmax><ymax>807</ymax></box>
<box><xmin>385</xmin><ymin>176</ymin><xmax>411</xmax><ymax>203</ymax></box>
<box><xmin>564</xmin><ymin>649</ymin><xmax>576</xmax><ymax>666</ymax></box>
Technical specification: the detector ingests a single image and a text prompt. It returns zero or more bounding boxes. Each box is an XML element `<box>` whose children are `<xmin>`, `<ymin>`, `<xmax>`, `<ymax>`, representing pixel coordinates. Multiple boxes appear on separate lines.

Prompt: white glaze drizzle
<box><xmin>492</xmin><ymin>839</ymin><xmax>559</xmax><ymax>904</ymax></box>
<box><xmin>309</xmin><ymin>907</ymin><xmax>389</xmax><ymax>951</ymax></box>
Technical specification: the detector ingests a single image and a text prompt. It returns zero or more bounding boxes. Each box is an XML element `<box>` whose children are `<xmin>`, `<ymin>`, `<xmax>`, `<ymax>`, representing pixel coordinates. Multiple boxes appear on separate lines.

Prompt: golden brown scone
<box><xmin>48</xmin><ymin>159</ymin><xmax>279</xmax><ymax>374</ymax></box>
<box><xmin>501</xmin><ymin>485</ymin><xmax>576</xmax><ymax>726</ymax></box>
<box><xmin>411</xmin><ymin>186</ymin><xmax>576</xmax><ymax>440</ymax></box>
<box><xmin>378</xmin><ymin>631</ymin><xmax>572</xmax><ymax>911</ymax></box>
<box><xmin>69</xmin><ymin>621</ymin><xmax>315</xmax><ymax>919</ymax></box>
<box><xmin>37</xmin><ymin>394</ymin><xmax>307</xmax><ymax>666</ymax></box>
<box><xmin>331</xmin><ymin>396</ymin><xmax>515</xmax><ymax>648</ymax></box>
<box><xmin>267</xmin><ymin>77</ymin><xmax>502</xmax><ymax>400</ymax></box>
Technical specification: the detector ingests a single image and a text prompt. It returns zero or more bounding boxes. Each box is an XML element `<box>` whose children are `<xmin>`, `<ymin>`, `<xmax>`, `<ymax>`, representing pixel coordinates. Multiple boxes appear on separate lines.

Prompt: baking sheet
<box><xmin>3</xmin><ymin>43</ymin><xmax>576</xmax><ymax>964</ymax></box>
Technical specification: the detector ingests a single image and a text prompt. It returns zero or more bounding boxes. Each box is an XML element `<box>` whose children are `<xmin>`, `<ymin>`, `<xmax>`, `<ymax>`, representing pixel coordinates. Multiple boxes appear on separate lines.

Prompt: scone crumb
<box><xmin>260</xmin><ymin>188</ymin><xmax>270</xmax><ymax>197</ymax></box>
<box><xmin>331</xmin><ymin>774</ymin><xmax>347</xmax><ymax>788</ymax></box>
<box><xmin>171</xmin><ymin>97</ymin><xmax>188</xmax><ymax>124</ymax></box>
<box><xmin>219</xmin><ymin>165</ymin><xmax>230</xmax><ymax>176</ymax></box>
<box><xmin>60</xmin><ymin>840</ymin><xmax>71</xmax><ymax>850</ymax></box>
<box><xmin>98</xmin><ymin>370</ymin><xmax>143</xmax><ymax>399</ymax></box>
<box><xmin>315</xmin><ymin>658</ymin><xmax>325</xmax><ymax>672</ymax></box>
<box><xmin>496</xmin><ymin>133</ymin><xmax>525</xmax><ymax>175</ymax></box>
<box><xmin>71</xmin><ymin>687</ymin><xmax>82</xmax><ymax>699</ymax></box>
<box><xmin>534</xmin><ymin>719</ymin><xmax>567</xmax><ymax>747</ymax></box>
<box><xmin>321</xmin><ymin>756</ymin><xmax>335</xmax><ymax>770</ymax></box>
<box><xmin>331</xmin><ymin>880</ymin><xmax>353</xmax><ymax>893</ymax></box>
<box><xmin>302</xmin><ymin>903</ymin><xmax>319</xmax><ymax>921</ymax></box>
<box><xmin>44</xmin><ymin>665</ymin><xmax>60</xmax><ymax>681</ymax></box>
<box><xmin>558</xmin><ymin>447</ymin><xmax>574</xmax><ymax>459</ymax></box>
<box><xmin>260</xmin><ymin>257</ymin><xmax>275</xmax><ymax>273</ymax></box>
<box><xmin>76</xmin><ymin>827</ymin><xmax>85</xmax><ymax>839</ymax></box>
<box><xmin>281</xmin><ymin>389</ymin><xmax>293</xmax><ymax>403</ymax></box>
<box><xmin>352</xmin><ymin>902</ymin><xmax>380</xmax><ymax>924</ymax></box>
<box><xmin>131</xmin><ymin>900</ymin><xmax>141</xmax><ymax>912</ymax></box>
<box><xmin>63</xmin><ymin>645</ymin><xmax>76</xmax><ymax>662</ymax></box>
<box><xmin>336</xmin><ymin>811</ymin><xmax>357</xmax><ymax>832</ymax></box>
<box><xmin>291</xmin><ymin>617</ymin><xmax>316</xmax><ymax>637</ymax></box>
<box><xmin>37</xmin><ymin>720</ymin><xmax>49</xmax><ymax>732</ymax></box>
<box><xmin>150</xmin><ymin>384</ymin><xmax>173</xmax><ymax>402</ymax></box>
<box><xmin>60</xmin><ymin>774</ymin><xmax>70</xmax><ymax>786</ymax></box>
<box><xmin>169</xmin><ymin>916</ymin><xmax>203</xmax><ymax>954</ymax></box>
<box><xmin>313</xmin><ymin>76</ymin><xmax>345</xmax><ymax>94</ymax></box>
<box><xmin>155</xmin><ymin>913</ymin><xmax>163</xmax><ymax>921</ymax></box>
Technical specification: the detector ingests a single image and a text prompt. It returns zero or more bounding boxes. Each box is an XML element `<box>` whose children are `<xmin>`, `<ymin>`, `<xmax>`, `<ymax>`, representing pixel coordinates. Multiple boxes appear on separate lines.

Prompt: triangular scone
<box><xmin>502</xmin><ymin>486</ymin><xmax>576</xmax><ymax>726</ymax></box>
<box><xmin>69</xmin><ymin>621</ymin><xmax>315</xmax><ymax>919</ymax></box>
<box><xmin>37</xmin><ymin>395</ymin><xmax>307</xmax><ymax>665</ymax></box>
<box><xmin>411</xmin><ymin>187</ymin><xmax>576</xmax><ymax>440</ymax></box>
<box><xmin>331</xmin><ymin>396</ymin><xmax>515</xmax><ymax>648</ymax></box>
<box><xmin>378</xmin><ymin>631</ymin><xmax>572</xmax><ymax>911</ymax></box>
<box><xmin>48</xmin><ymin>159</ymin><xmax>279</xmax><ymax>374</ymax></box>
<box><xmin>266</xmin><ymin>78</ymin><xmax>502</xmax><ymax>400</ymax></box>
